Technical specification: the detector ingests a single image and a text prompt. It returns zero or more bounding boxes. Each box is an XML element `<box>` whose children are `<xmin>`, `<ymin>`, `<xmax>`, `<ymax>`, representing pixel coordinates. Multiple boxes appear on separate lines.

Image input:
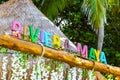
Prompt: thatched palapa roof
<box><xmin>0</xmin><ymin>0</ymin><xmax>76</xmax><ymax>50</ymax></box>
<box><xmin>0</xmin><ymin>0</ymin><xmax>64</xmax><ymax>37</ymax></box>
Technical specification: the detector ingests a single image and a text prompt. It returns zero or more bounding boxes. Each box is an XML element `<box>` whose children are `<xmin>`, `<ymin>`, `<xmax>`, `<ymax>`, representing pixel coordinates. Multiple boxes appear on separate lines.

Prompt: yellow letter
<box><xmin>53</xmin><ymin>35</ymin><xmax>60</xmax><ymax>48</ymax></box>
<box><xmin>94</xmin><ymin>49</ymin><xmax>100</xmax><ymax>62</ymax></box>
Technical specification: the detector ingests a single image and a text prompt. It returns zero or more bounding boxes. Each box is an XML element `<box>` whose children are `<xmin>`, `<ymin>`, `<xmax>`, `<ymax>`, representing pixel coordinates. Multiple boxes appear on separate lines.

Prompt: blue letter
<box><xmin>100</xmin><ymin>52</ymin><xmax>107</xmax><ymax>64</ymax></box>
<box><xmin>44</xmin><ymin>32</ymin><xmax>53</xmax><ymax>48</ymax></box>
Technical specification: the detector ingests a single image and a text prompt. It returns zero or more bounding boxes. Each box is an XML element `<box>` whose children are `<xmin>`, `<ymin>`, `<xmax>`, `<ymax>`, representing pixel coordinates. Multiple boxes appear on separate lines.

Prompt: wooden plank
<box><xmin>0</xmin><ymin>34</ymin><xmax>120</xmax><ymax>76</ymax></box>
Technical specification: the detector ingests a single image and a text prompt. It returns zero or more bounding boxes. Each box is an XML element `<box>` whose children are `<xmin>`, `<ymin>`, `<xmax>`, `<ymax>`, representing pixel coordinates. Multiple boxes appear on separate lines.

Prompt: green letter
<box><xmin>29</xmin><ymin>26</ymin><xmax>40</xmax><ymax>43</ymax></box>
<box><xmin>88</xmin><ymin>48</ymin><xmax>96</xmax><ymax>60</ymax></box>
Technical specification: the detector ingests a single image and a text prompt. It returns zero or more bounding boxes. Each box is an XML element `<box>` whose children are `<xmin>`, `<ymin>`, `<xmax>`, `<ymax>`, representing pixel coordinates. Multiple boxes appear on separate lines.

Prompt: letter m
<box><xmin>77</xmin><ymin>43</ymin><xmax>88</xmax><ymax>58</ymax></box>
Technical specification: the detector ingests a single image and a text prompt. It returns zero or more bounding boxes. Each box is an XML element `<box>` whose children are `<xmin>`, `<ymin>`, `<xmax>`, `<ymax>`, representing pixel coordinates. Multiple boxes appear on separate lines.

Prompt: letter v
<box><xmin>29</xmin><ymin>26</ymin><xmax>40</xmax><ymax>43</ymax></box>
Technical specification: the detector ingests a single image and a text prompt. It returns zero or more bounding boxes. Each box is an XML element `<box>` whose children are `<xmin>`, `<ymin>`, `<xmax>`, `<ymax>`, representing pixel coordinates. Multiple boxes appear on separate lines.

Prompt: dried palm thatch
<box><xmin>0</xmin><ymin>0</ymin><xmax>77</xmax><ymax>50</ymax></box>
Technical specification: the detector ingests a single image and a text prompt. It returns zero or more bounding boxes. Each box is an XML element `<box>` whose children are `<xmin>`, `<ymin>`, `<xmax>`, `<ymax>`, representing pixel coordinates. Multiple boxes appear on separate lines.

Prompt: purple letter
<box><xmin>64</xmin><ymin>39</ymin><xmax>70</xmax><ymax>51</ymax></box>
<box><xmin>40</xmin><ymin>30</ymin><xmax>44</xmax><ymax>43</ymax></box>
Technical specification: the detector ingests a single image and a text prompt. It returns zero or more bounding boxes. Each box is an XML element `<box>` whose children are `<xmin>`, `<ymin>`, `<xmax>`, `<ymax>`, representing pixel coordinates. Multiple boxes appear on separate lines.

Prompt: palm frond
<box><xmin>41</xmin><ymin>0</ymin><xmax>74</xmax><ymax>20</ymax></box>
<box><xmin>82</xmin><ymin>0</ymin><xmax>107</xmax><ymax>29</ymax></box>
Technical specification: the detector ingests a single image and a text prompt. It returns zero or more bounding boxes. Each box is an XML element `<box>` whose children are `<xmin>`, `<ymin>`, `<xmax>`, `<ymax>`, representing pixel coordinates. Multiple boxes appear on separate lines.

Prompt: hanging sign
<box><xmin>11</xmin><ymin>21</ymin><xmax>107</xmax><ymax>64</ymax></box>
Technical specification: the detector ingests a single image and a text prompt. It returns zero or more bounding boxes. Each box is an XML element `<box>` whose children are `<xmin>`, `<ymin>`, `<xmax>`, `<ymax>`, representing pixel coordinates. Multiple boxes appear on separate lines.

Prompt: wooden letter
<box><xmin>11</xmin><ymin>21</ymin><xmax>21</xmax><ymax>38</ymax></box>
<box><xmin>94</xmin><ymin>49</ymin><xmax>100</xmax><ymax>62</ymax></box>
<box><xmin>77</xmin><ymin>43</ymin><xmax>88</xmax><ymax>58</ymax></box>
<box><xmin>88</xmin><ymin>48</ymin><xmax>96</xmax><ymax>60</ymax></box>
<box><xmin>23</xmin><ymin>24</ymin><xmax>28</xmax><ymax>35</ymax></box>
<box><xmin>100</xmin><ymin>52</ymin><xmax>107</xmax><ymax>64</ymax></box>
<box><xmin>53</xmin><ymin>35</ymin><xmax>60</xmax><ymax>48</ymax></box>
<box><xmin>44</xmin><ymin>32</ymin><xmax>53</xmax><ymax>48</ymax></box>
<box><xmin>39</xmin><ymin>30</ymin><xmax>44</xmax><ymax>43</ymax></box>
<box><xmin>64</xmin><ymin>39</ymin><xmax>70</xmax><ymax>51</ymax></box>
<box><xmin>29</xmin><ymin>26</ymin><xmax>40</xmax><ymax>43</ymax></box>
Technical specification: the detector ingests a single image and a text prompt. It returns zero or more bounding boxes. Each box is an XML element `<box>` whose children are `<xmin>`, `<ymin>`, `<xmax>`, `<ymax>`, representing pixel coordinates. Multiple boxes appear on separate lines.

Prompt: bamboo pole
<box><xmin>0</xmin><ymin>34</ymin><xmax>120</xmax><ymax>76</ymax></box>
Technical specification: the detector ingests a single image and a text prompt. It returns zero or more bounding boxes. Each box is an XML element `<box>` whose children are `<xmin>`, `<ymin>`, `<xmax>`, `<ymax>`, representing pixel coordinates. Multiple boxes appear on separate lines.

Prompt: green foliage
<box><xmin>103</xmin><ymin>73</ymin><xmax>115</xmax><ymax>79</ymax></box>
<box><xmin>56</xmin><ymin>2</ymin><xmax>98</xmax><ymax>48</ymax></box>
<box><xmin>82</xmin><ymin>69</ymin><xmax>88</xmax><ymax>77</ymax></box>
<box><xmin>46</xmin><ymin>65</ymin><xmax>52</xmax><ymax>71</ymax></box>
<box><xmin>0</xmin><ymin>46</ymin><xmax>8</xmax><ymax>56</ymax></box>
<box><xmin>15</xmin><ymin>51</ymin><xmax>29</xmax><ymax>68</ymax></box>
<box><xmin>40</xmin><ymin>0</ymin><xmax>75</xmax><ymax>20</ymax></box>
<box><xmin>0</xmin><ymin>0</ymin><xmax>8</xmax><ymax>4</ymax></box>
<box><xmin>103</xmin><ymin>1</ymin><xmax>120</xmax><ymax>66</ymax></box>
<box><xmin>82</xmin><ymin>0</ymin><xmax>107</xmax><ymax>29</ymax></box>
<box><xmin>32</xmin><ymin>0</ymin><xmax>76</xmax><ymax>20</ymax></box>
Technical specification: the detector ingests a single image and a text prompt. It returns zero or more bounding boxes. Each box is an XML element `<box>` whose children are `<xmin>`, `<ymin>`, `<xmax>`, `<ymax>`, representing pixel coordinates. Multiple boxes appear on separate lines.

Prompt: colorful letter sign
<box><xmin>44</xmin><ymin>32</ymin><xmax>53</xmax><ymax>48</ymax></box>
<box><xmin>100</xmin><ymin>52</ymin><xmax>107</xmax><ymax>64</ymax></box>
<box><xmin>11</xmin><ymin>20</ymin><xmax>108</xmax><ymax>65</ymax></box>
<box><xmin>77</xmin><ymin>43</ymin><xmax>88</xmax><ymax>58</ymax></box>
<box><xmin>94</xmin><ymin>49</ymin><xmax>100</xmax><ymax>62</ymax></box>
<box><xmin>11</xmin><ymin>21</ymin><xmax>21</xmax><ymax>38</ymax></box>
<box><xmin>53</xmin><ymin>35</ymin><xmax>60</xmax><ymax>48</ymax></box>
<box><xmin>39</xmin><ymin>30</ymin><xmax>44</xmax><ymax>43</ymax></box>
<box><xmin>29</xmin><ymin>26</ymin><xmax>40</xmax><ymax>43</ymax></box>
<box><xmin>64</xmin><ymin>39</ymin><xmax>70</xmax><ymax>51</ymax></box>
<box><xmin>89</xmin><ymin>48</ymin><xmax>96</xmax><ymax>60</ymax></box>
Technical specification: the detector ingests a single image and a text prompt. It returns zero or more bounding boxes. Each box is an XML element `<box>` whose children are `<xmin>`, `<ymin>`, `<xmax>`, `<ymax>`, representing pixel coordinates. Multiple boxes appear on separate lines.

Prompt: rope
<box><xmin>34</xmin><ymin>42</ymin><xmax>45</xmax><ymax>66</ymax></box>
<box><xmin>39</xmin><ymin>43</ymin><xmax>45</xmax><ymax>58</ymax></box>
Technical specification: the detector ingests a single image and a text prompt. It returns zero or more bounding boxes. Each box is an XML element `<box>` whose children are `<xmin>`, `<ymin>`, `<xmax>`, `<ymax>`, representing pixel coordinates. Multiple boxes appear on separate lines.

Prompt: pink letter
<box><xmin>12</xmin><ymin>21</ymin><xmax>21</xmax><ymax>31</ymax></box>
<box><xmin>11</xmin><ymin>21</ymin><xmax>21</xmax><ymax>38</ymax></box>
<box><xmin>77</xmin><ymin>43</ymin><xmax>88</xmax><ymax>58</ymax></box>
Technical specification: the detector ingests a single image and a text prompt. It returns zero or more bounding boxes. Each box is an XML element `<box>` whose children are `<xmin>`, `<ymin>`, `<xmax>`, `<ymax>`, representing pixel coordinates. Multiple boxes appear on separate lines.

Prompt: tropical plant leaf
<box><xmin>82</xmin><ymin>0</ymin><xmax>107</xmax><ymax>29</ymax></box>
<box><xmin>41</xmin><ymin>0</ymin><xmax>75</xmax><ymax>20</ymax></box>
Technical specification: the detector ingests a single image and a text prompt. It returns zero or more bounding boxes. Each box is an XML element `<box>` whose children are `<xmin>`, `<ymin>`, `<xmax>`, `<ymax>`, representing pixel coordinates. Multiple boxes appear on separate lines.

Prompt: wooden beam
<box><xmin>0</xmin><ymin>34</ymin><xmax>120</xmax><ymax>76</ymax></box>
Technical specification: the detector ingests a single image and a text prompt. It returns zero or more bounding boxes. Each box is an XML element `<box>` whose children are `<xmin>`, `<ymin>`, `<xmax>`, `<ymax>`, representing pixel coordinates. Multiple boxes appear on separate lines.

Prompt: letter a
<box><xmin>88</xmin><ymin>48</ymin><xmax>96</xmax><ymax>60</ymax></box>
<box><xmin>100</xmin><ymin>52</ymin><xmax>107</xmax><ymax>64</ymax></box>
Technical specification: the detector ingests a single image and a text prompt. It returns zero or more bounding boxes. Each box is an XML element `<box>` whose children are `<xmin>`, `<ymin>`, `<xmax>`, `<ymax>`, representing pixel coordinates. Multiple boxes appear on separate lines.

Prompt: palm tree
<box><xmin>82</xmin><ymin>0</ymin><xmax>119</xmax><ymax>51</ymax></box>
<box><xmin>81</xmin><ymin>0</ymin><xmax>107</xmax><ymax>51</ymax></box>
<box><xmin>40</xmin><ymin>0</ymin><xmax>119</xmax><ymax>52</ymax></box>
